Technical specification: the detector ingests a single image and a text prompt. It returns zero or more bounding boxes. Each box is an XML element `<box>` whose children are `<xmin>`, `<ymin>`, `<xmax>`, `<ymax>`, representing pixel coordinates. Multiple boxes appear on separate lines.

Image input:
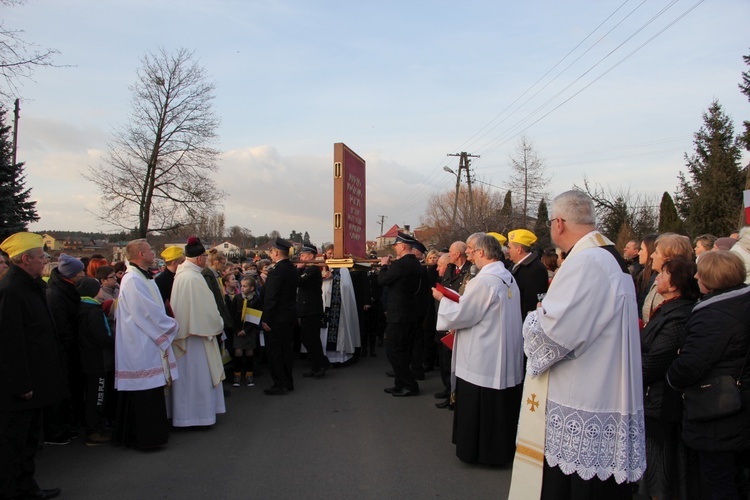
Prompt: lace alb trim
<box><xmin>545</xmin><ymin>400</ymin><xmax>646</xmax><ymax>484</ymax></box>
<box><xmin>522</xmin><ymin>311</ymin><xmax>571</xmax><ymax>375</ymax></box>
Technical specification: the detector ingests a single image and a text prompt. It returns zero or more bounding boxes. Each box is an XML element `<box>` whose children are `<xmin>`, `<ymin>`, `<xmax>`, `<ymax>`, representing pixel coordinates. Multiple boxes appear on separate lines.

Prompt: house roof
<box><xmin>381</xmin><ymin>224</ymin><xmax>401</xmax><ymax>238</ymax></box>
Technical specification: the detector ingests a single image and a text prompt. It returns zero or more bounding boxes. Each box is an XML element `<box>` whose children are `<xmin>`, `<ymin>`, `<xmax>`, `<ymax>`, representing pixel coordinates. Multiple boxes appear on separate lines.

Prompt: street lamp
<box><xmin>444</xmin><ymin>166</ymin><xmax>461</xmax><ymax>227</ymax></box>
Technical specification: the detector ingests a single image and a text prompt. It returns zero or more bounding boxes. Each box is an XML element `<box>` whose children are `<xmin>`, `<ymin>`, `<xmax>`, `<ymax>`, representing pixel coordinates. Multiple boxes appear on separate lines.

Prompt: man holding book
<box><xmin>433</xmin><ymin>232</ymin><xmax>523</xmax><ymax>465</ymax></box>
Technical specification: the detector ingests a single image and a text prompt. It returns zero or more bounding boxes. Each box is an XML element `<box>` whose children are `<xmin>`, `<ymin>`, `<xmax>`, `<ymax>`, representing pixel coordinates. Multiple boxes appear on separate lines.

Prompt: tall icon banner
<box><xmin>333</xmin><ymin>143</ymin><xmax>366</xmax><ymax>259</ymax></box>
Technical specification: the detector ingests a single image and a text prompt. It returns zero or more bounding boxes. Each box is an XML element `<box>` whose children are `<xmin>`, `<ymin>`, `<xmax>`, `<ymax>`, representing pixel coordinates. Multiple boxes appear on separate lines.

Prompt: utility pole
<box><xmin>377</xmin><ymin>215</ymin><xmax>387</xmax><ymax>237</ymax></box>
<box><xmin>446</xmin><ymin>151</ymin><xmax>480</xmax><ymax>226</ymax></box>
<box><xmin>11</xmin><ymin>98</ymin><xmax>20</xmax><ymax>187</ymax></box>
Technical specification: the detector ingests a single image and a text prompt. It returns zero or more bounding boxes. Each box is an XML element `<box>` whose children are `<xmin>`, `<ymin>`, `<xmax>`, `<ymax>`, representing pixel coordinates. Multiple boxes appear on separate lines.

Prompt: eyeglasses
<box><xmin>546</xmin><ymin>218</ymin><xmax>566</xmax><ymax>228</ymax></box>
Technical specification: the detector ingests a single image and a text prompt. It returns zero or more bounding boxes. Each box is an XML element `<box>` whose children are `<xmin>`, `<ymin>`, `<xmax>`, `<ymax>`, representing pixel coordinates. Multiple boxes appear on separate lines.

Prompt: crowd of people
<box><xmin>2</xmin><ymin>189</ymin><xmax>750</xmax><ymax>499</ymax></box>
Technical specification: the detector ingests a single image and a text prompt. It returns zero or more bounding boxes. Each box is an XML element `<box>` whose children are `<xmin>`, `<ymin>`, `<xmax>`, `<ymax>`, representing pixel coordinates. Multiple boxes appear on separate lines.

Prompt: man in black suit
<box><xmin>296</xmin><ymin>244</ymin><xmax>329</xmax><ymax>378</ymax></box>
<box><xmin>507</xmin><ymin>229</ymin><xmax>549</xmax><ymax>320</ymax></box>
<box><xmin>261</xmin><ymin>239</ymin><xmax>299</xmax><ymax>395</ymax></box>
<box><xmin>379</xmin><ymin>233</ymin><xmax>423</xmax><ymax>397</ymax></box>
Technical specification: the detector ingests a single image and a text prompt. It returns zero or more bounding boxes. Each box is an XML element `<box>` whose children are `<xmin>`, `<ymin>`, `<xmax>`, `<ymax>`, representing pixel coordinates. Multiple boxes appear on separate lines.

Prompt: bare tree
<box><xmin>85</xmin><ymin>47</ymin><xmax>223</xmax><ymax>237</ymax></box>
<box><xmin>506</xmin><ymin>135</ymin><xmax>550</xmax><ymax>227</ymax></box>
<box><xmin>422</xmin><ymin>184</ymin><xmax>503</xmax><ymax>249</ymax></box>
<box><xmin>578</xmin><ymin>176</ymin><xmax>658</xmax><ymax>241</ymax></box>
<box><xmin>0</xmin><ymin>0</ymin><xmax>60</xmax><ymax>103</ymax></box>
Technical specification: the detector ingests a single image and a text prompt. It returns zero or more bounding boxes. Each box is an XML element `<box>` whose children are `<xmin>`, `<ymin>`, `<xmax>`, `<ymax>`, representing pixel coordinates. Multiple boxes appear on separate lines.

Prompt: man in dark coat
<box><xmin>379</xmin><ymin>233</ymin><xmax>423</xmax><ymax>397</ymax></box>
<box><xmin>296</xmin><ymin>244</ymin><xmax>329</xmax><ymax>378</ymax></box>
<box><xmin>1</xmin><ymin>232</ymin><xmax>66</xmax><ymax>500</ymax></box>
<box><xmin>154</xmin><ymin>246</ymin><xmax>185</xmax><ymax>311</ymax></box>
<box><xmin>507</xmin><ymin>229</ymin><xmax>548</xmax><ymax>320</ymax></box>
<box><xmin>261</xmin><ymin>238</ymin><xmax>299</xmax><ymax>395</ymax></box>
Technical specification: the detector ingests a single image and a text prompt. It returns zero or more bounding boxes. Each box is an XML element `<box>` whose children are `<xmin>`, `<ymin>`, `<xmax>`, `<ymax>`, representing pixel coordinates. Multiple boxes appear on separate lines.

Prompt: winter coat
<box><xmin>46</xmin><ymin>267</ymin><xmax>80</xmax><ymax>347</ymax></box>
<box><xmin>0</xmin><ymin>265</ymin><xmax>67</xmax><ymax>410</ymax></box>
<box><xmin>667</xmin><ymin>285</ymin><xmax>750</xmax><ymax>452</ymax></box>
<box><xmin>76</xmin><ymin>299</ymin><xmax>115</xmax><ymax>374</ymax></box>
<box><xmin>640</xmin><ymin>297</ymin><xmax>694</xmax><ymax>422</ymax></box>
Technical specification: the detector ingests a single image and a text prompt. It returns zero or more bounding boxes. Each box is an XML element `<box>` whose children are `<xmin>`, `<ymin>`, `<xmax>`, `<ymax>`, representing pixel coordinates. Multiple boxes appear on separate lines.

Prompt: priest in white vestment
<box><xmin>510</xmin><ymin>190</ymin><xmax>645</xmax><ymax>500</ymax></box>
<box><xmin>434</xmin><ymin>232</ymin><xmax>524</xmax><ymax>466</ymax></box>
<box><xmin>167</xmin><ymin>237</ymin><xmax>226</xmax><ymax>427</ymax></box>
<box><xmin>114</xmin><ymin>239</ymin><xmax>179</xmax><ymax>450</ymax></box>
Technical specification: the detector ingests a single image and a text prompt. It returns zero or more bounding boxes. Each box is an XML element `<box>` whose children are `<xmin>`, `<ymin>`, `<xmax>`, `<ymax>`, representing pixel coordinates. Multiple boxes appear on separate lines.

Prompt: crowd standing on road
<box><xmin>2</xmin><ymin>190</ymin><xmax>750</xmax><ymax>499</ymax></box>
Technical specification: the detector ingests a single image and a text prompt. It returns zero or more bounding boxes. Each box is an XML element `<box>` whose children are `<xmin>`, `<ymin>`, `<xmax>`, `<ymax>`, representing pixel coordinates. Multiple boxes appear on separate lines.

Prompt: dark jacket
<box><xmin>297</xmin><ymin>264</ymin><xmax>323</xmax><ymax>317</ymax></box>
<box><xmin>667</xmin><ymin>285</ymin><xmax>750</xmax><ymax>452</ymax></box>
<box><xmin>444</xmin><ymin>261</ymin><xmax>471</xmax><ymax>294</ymax></box>
<box><xmin>76</xmin><ymin>299</ymin><xmax>115</xmax><ymax>374</ymax></box>
<box><xmin>201</xmin><ymin>267</ymin><xmax>234</xmax><ymax>334</ymax></box>
<box><xmin>0</xmin><ymin>265</ymin><xmax>67</xmax><ymax>410</ymax></box>
<box><xmin>155</xmin><ymin>267</ymin><xmax>176</xmax><ymax>304</ymax></box>
<box><xmin>510</xmin><ymin>252</ymin><xmax>549</xmax><ymax>319</ymax></box>
<box><xmin>261</xmin><ymin>259</ymin><xmax>298</xmax><ymax>327</ymax></box>
<box><xmin>46</xmin><ymin>267</ymin><xmax>80</xmax><ymax>346</ymax></box>
<box><xmin>641</xmin><ymin>297</ymin><xmax>694</xmax><ymax>423</ymax></box>
<box><xmin>231</xmin><ymin>292</ymin><xmax>261</xmax><ymax>333</ymax></box>
<box><xmin>377</xmin><ymin>253</ymin><xmax>422</xmax><ymax>323</ymax></box>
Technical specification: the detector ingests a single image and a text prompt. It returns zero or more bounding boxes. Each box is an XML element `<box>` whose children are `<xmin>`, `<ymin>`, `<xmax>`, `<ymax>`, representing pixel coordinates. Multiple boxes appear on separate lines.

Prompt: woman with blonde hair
<box><xmin>642</xmin><ymin>233</ymin><xmax>694</xmax><ymax>323</ymax></box>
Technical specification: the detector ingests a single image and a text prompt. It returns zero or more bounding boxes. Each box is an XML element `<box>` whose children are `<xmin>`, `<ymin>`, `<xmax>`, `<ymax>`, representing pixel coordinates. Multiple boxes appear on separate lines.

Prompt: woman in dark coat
<box><xmin>639</xmin><ymin>256</ymin><xmax>700</xmax><ymax>499</ymax></box>
<box><xmin>667</xmin><ymin>251</ymin><xmax>750</xmax><ymax>499</ymax></box>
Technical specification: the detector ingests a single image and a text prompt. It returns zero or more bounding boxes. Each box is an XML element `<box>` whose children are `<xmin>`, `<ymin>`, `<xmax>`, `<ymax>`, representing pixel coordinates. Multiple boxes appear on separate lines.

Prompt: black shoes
<box><xmin>385</xmin><ymin>371</ymin><xmax>395</xmax><ymax>377</ymax></box>
<box><xmin>384</xmin><ymin>386</ymin><xmax>399</xmax><ymax>394</ymax></box>
<box><xmin>264</xmin><ymin>386</ymin><xmax>287</xmax><ymax>395</ymax></box>
<box><xmin>434</xmin><ymin>390</ymin><xmax>450</xmax><ymax>399</ymax></box>
<box><xmin>303</xmin><ymin>366</ymin><xmax>328</xmax><ymax>378</ymax></box>
<box><xmin>391</xmin><ymin>388</ymin><xmax>420</xmax><ymax>397</ymax></box>
<box><xmin>435</xmin><ymin>399</ymin><xmax>450</xmax><ymax>409</ymax></box>
<box><xmin>18</xmin><ymin>488</ymin><xmax>62</xmax><ymax>499</ymax></box>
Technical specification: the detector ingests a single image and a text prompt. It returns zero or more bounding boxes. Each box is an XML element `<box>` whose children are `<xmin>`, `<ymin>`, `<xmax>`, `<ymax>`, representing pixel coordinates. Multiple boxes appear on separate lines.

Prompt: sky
<box><xmin>5</xmin><ymin>0</ymin><xmax>750</xmax><ymax>246</ymax></box>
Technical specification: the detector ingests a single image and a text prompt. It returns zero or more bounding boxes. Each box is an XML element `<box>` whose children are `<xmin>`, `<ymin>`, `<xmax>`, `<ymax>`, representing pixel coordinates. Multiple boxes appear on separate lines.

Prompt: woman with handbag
<box><xmin>667</xmin><ymin>250</ymin><xmax>750</xmax><ymax>499</ymax></box>
<box><xmin>640</xmin><ymin>256</ymin><xmax>700</xmax><ymax>499</ymax></box>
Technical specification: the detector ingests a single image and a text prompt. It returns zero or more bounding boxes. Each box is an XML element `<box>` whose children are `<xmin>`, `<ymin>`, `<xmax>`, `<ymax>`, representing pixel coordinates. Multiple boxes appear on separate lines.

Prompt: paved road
<box><xmin>35</xmin><ymin>347</ymin><xmax>512</xmax><ymax>499</ymax></box>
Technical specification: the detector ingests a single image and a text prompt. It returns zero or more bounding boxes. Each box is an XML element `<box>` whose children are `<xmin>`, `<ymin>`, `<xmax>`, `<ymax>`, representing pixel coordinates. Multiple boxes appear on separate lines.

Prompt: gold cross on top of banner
<box><xmin>527</xmin><ymin>393</ymin><xmax>540</xmax><ymax>412</ymax></box>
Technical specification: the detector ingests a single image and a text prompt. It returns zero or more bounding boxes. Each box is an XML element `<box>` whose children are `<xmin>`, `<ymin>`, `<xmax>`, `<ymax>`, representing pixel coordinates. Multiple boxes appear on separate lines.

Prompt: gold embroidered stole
<box><xmin>508</xmin><ymin>231</ymin><xmax>613</xmax><ymax>499</ymax></box>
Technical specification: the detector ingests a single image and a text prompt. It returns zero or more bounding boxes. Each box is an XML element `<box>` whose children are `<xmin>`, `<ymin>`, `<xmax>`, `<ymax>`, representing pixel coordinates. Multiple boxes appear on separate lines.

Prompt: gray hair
<box><xmin>467</xmin><ymin>232</ymin><xmax>503</xmax><ymax>261</ymax></box>
<box><xmin>551</xmin><ymin>190</ymin><xmax>596</xmax><ymax>226</ymax></box>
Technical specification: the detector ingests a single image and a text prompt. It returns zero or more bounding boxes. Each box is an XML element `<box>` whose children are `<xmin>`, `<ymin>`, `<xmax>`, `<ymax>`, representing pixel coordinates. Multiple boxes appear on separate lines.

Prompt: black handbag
<box><xmin>683</xmin><ymin>375</ymin><xmax>742</xmax><ymax>421</ymax></box>
<box><xmin>683</xmin><ymin>344</ymin><xmax>750</xmax><ymax>422</ymax></box>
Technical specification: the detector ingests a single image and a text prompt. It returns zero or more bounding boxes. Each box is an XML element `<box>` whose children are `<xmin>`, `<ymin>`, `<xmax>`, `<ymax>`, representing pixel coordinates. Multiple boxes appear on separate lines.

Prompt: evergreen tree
<box><xmin>0</xmin><ymin>106</ymin><xmax>38</xmax><ymax>240</ymax></box>
<box><xmin>739</xmin><ymin>52</ymin><xmax>750</xmax><ymax>204</ymax></box>
<box><xmin>675</xmin><ymin>100</ymin><xmax>744</xmax><ymax>236</ymax></box>
<box><xmin>740</xmin><ymin>52</ymin><xmax>750</xmax><ymax>153</ymax></box>
<box><xmin>533</xmin><ymin>198</ymin><xmax>551</xmax><ymax>249</ymax></box>
<box><xmin>501</xmin><ymin>190</ymin><xmax>512</xmax><ymax>216</ymax></box>
<box><xmin>658</xmin><ymin>192</ymin><xmax>686</xmax><ymax>234</ymax></box>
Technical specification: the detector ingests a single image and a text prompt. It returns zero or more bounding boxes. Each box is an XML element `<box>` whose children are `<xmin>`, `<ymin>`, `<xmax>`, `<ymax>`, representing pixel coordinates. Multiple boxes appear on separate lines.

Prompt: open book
<box><xmin>435</xmin><ymin>283</ymin><xmax>461</xmax><ymax>303</ymax></box>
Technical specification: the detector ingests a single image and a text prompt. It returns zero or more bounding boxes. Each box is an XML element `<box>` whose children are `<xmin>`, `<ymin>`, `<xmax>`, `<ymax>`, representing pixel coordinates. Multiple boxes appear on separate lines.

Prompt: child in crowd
<box><xmin>75</xmin><ymin>277</ymin><xmax>115</xmax><ymax>446</ymax></box>
<box><xmin>230</xmin><ymin>276</ymin><xmax>259</xmax><ymax>387</ymax></box>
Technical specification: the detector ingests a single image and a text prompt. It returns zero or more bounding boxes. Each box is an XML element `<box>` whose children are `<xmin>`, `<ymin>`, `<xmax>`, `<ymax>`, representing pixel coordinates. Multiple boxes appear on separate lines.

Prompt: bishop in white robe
<box><xmin>168</xmin><ymin>252</ymin><xmax>226</xmax><ymax>427</ymax></box>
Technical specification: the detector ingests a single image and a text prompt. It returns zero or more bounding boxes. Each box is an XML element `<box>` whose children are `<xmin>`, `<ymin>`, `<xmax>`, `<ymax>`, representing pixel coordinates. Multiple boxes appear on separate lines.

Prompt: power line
<box><xmin>475</xmin><ymin>0</ymin><xmax>683</xmax><ymax>158</ymax></box>
<box><xmin>479</xmin><ymin>0</ymin><xmax>705</xmax><ymax>159</ymax></box>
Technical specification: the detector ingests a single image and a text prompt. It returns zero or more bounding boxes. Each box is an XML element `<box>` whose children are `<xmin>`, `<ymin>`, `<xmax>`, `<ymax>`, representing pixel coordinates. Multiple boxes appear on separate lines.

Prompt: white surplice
<box><xmin>522</xmin><ymin>231</ymin><xmax>645</xmax><ymax>484</ymax></box>
<box><xmin>436</xmin><ymin>260</ymin><xmax>524</xmax><ymax>390</ymax></box>
<box><xmin>115</xmin><ymin>265</ymin><xmax>179</xmax><ymax>391</ymax></box>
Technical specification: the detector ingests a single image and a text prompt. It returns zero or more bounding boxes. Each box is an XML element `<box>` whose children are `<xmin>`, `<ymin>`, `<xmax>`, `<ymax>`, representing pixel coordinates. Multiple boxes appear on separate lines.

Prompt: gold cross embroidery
<box><xmin>527</xmin><ymin>393</ymin><xmax>540</xmax><ymax>412</ymax></box>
